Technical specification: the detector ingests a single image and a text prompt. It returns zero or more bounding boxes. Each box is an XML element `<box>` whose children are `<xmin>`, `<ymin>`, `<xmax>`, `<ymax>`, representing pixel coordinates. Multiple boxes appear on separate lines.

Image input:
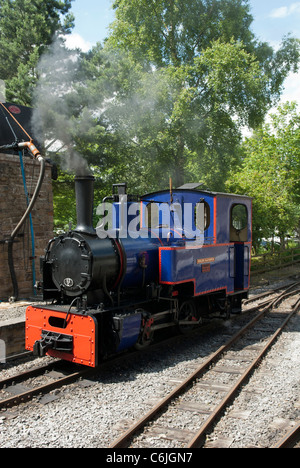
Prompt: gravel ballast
<box><xmin>0</xmin><ymin>275</ymin><xmax>299</xmax><ymax>448</ymax></box>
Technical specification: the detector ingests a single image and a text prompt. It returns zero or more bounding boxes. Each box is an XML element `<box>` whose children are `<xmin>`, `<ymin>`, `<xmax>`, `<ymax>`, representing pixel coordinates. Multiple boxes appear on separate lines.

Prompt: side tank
<box><xmin>118</xmin><ymin>235</ymin><xmax>161</xmax><ymax>289</ymax></box>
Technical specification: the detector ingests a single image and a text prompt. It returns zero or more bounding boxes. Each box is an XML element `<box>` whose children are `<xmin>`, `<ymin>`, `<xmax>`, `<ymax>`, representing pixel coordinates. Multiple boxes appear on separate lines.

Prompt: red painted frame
<box><xmin>26</xmin><ymin>306</ymin><xmax>98</xmax><ymax>367</ymax></box>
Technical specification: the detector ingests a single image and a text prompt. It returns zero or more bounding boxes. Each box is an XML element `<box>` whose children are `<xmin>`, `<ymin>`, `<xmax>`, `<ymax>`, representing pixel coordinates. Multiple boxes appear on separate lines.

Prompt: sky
<box><xmin>65</xmin><ymin>0</ymin><xmax>300</xmax><ymax>107</ymax></box>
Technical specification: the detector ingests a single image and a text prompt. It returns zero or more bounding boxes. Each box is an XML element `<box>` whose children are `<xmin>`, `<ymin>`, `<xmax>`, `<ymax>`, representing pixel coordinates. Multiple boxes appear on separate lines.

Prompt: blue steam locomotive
<box><xmin>26</xmin><ymin>176</ymin><xmax>252</xmax><ymax>367</ymax></box>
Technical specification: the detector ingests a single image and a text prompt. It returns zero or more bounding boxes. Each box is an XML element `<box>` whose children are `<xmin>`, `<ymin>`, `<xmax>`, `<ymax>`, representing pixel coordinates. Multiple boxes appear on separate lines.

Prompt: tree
<box><xmin>226</xmin><ymin>102</ymin><xmax>300</xmax><ymax>250</ymax></box>
<box><xmin>0</xmin><ymin>0</ymin><xmax>74</xmax><ymax>104</ymax></box>
<box><xmin>85</xmin><ymin>40</ymin><xmax>272</xmax><ymax>190</ymax></box>
<box><xmin>99</xmin><ymin>0</ymin><xmax>300</xmax><ymax>189</ymax></box>
<box><xmin>109</xmin><ymin>0</ymin><xmax>256</xmax><ymax>66</ymax></box>
<box><xmin>11</xmin><ymin>1</ymin><xmax>299</xmax><ymax>228</ymax></box>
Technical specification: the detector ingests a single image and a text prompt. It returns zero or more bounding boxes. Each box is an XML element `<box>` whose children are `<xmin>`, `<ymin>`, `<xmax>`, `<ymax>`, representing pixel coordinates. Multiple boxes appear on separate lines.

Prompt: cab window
<box><xmin>230</xmin><ymin>204</ymin><xmax>248</xmax><ymax>242</ymax></box>
<box><xmin>194</xmin><ymin>201</ymin><xmax>210</xmax><ymax>232</ymax></box>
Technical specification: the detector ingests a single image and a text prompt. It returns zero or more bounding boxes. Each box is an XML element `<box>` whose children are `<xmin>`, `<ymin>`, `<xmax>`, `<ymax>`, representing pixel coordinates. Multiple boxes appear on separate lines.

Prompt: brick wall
<box><xmin>0</xmin><ymin>153</ymin><xmax>53</xmax><ymax>300</ymax></box>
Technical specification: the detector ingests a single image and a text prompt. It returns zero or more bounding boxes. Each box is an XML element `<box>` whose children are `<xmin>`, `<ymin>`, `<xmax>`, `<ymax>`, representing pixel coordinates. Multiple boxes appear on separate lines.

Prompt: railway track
<box><xmin>0</xmin><ymin>282</ymin><xmax>299</xmax><ymax>448</ymax></box>
<box><xmin>0</xmin><ymin>287</ymin><xmax>278</xmax><ymax>412</ymax></box>
<box><xmin>0</xmin><ymin>359</ymin><xmax>94</xmax><ymax>409</ymax></box>
<box><xmin>272</xmin><ymin>421</ymin><xmax>300</xmax><ymax>448</ymax></box>
<box><xmin>109</xmin><ymin>283</ymin><xmax>300</xmax><ymax>448</ymax></box>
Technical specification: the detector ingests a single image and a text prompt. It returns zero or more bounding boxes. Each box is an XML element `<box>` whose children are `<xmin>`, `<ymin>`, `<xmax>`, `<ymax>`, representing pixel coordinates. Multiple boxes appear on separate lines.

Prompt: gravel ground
<box><xmin>206</xmin><ymin>311</ymin><xmax>300</xmax><ymax>448</ymax></box>
<box><xmin>0</xmin><ymin>300</ymin><xmax>41</xmax><ymax>323</ymax></box>
<box><xmin>0</xmin><ymin>270</ymin><xmax>299</xmax><ymax>449</ymax></box>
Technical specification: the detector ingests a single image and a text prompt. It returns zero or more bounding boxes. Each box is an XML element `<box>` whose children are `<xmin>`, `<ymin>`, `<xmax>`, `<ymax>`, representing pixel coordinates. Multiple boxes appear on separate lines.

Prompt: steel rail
<box><xmin>0</xmin><ymin>363</ymin><xmax>93</xmax><ymax>409</ymax></box>
<box><xmin>244</xmin><ymin>279</ymin><xmax>300</xmax><ymax>306</ymax></box>
<box><xmin>0</xmin><ymin>361</ymin><xmax>60</xmax><ymax>390</ymax></box>
<box><xmin>271</xmin><ymin>421</ymin><xmax>300</xmax><ymax>448</ymax></box>
<box><xmin>109</xmin><ymin>284</ymin><xmax>300</xmax><ymax>449</ymax></box>
<box><xmin>187</xmin><ymin>295</ymin><xmax>300</xmax><ymax>448</ymax></box>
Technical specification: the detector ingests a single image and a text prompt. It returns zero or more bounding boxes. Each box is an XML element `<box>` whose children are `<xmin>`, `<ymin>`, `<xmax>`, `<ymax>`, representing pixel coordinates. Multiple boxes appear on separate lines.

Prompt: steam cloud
<box><xmin>31</xmin><ymin>36</ymin><xmax>187</xmax><ymax>182</ymax></box>
<box><xmin>31</xmin><ymin>37</ymin><xmax>91</xmax><ymax>176</ymax></box>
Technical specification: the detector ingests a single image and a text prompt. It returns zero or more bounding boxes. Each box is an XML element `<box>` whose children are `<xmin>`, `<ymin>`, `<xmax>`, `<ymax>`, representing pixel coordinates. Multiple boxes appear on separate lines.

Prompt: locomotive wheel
<box><xmin>178</xmin><ymin>300</ymin><xmax>197</xmax><ymax>334</ymax></box>
<box><xmin>134</xmin><ymin>317</ymin><xmax>154</xmax><ymax>350</ymax></box>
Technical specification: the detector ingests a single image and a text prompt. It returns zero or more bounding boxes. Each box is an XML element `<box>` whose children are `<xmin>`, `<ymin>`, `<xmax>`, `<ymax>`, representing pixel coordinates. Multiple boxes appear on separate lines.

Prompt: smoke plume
<box><xmin>31</xmin><ymin>37</ymin><xmax>91</xmax><ymax>176</ymax></box>
<box><xmin>31</xmin><ymin>36</ymin><xmax>192</xmax><ymax>186</ymax></box>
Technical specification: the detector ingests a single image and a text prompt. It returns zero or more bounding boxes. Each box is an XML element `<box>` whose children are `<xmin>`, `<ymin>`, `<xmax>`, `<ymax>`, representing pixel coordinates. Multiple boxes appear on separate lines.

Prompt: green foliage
<box><xmin>99</xmin><ymin>0</ymin><xmax>300</xmax><ymax>189</ymax></box>
<box><xmin>0</xmin><ymin>0</ymin><xmax>74</xmax><ymax>104</ymax></box>
<box><xmin>2</xmin><ymin>0</ymin><xmax>300</xmax><ymax>235</ymax></box>
<box><xmin>226</xmin><ymin>102</ymin><xmax>300</xmax><ymax>249</ymax></box>
<box><xmin>52</xmin><ymin>172</ymin><xmax>76</xmax><ymax>233</ymax></box>
<box><xmin>75</xmin><ymin>39</ymin><xmax>272</xmax><ymax>193</ymax></box>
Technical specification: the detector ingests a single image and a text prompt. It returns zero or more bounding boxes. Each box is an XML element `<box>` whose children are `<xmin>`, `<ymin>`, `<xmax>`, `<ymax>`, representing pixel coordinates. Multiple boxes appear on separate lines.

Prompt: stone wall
<box><xmin>0</xmin><ymin>318</ymin><xmax>25</xmax><ymax>360</ymax></box>
<box><xmin>0</xmin><ymin>152</ymin><xmax>53</xmax><ymax>300</ymax></box>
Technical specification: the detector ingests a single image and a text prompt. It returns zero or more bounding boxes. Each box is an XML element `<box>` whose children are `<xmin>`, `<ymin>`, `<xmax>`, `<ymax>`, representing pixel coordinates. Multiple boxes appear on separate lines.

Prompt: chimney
<box><xmin>74</xmin><ymin>175</ymin><xmax>96</xmax><ymax>235</ymax></box>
